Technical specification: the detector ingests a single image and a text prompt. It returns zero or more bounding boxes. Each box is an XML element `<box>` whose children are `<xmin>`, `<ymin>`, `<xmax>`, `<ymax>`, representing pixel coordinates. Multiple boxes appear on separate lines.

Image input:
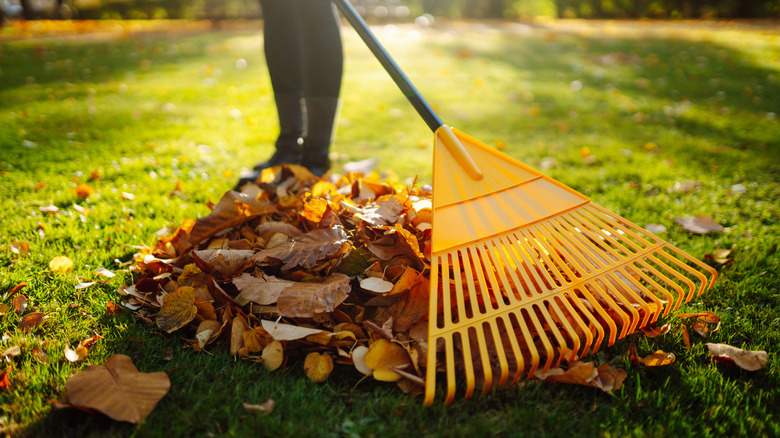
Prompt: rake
<box><xmin>333</xmin><ymin>0</ymin><xmax>717</xmax><ymax>405</ymax></box>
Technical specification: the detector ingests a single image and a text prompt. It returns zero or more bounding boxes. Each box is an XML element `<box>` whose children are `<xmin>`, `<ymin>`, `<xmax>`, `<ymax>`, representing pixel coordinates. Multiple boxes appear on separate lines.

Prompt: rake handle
<box><xmin>333</xmin><ymin>0</ymin><xmax>483</xmax><ymax>180</ymax></box>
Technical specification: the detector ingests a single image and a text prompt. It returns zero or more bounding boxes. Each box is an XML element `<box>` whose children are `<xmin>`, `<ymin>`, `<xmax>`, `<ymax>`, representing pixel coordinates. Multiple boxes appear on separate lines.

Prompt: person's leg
<box><xmin>296</xmin><ymin>0</ymin><xmax>343</xmax><ymax>176</ymax></box>
<box><xmin>258</xmin><ymin>0</ymin><xmax>305</xmax><ymax>167</ymax></box>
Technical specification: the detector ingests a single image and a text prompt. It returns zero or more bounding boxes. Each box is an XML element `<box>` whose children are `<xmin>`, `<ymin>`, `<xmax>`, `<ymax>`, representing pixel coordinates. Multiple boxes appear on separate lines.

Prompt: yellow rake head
<box><xmin>424</xmin><ymin>127</ymin><xmax>717</xmax><ymax>405</ymax></box>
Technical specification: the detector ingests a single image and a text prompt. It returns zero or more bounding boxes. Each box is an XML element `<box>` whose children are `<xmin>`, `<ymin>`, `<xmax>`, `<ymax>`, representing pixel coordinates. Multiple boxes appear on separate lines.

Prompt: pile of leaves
<box><xmin>121</xmin><ymin>165</ymin><xmax>435</xmax><ymax>393</ymax></box>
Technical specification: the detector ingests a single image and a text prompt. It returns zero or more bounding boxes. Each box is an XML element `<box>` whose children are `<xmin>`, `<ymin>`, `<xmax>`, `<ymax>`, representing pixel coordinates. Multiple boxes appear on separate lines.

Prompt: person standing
<box><xmin>237</xmin><ymin>0</ymin><xmax>343</xmax><ymax>189</ymax></box>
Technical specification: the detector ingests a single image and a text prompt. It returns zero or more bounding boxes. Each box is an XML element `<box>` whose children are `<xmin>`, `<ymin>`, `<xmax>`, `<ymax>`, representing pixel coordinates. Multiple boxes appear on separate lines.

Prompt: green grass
<box><xmin>1</xmin><ymin>19</ymin><xmax>779</xmax><ymax>437</ymax></box>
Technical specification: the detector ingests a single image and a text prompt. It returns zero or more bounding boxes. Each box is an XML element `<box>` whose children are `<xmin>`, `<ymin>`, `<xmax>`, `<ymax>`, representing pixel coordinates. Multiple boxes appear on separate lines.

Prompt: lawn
<box><xmin>1</xmin><ymin>18</ymin><xmax>779</xmax><ymax>437</ymax></box>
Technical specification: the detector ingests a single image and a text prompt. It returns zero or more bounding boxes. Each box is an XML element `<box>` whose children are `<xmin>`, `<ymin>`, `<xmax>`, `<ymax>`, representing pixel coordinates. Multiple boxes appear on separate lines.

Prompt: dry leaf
<box><xmin>74</xmin><ymin>183</ymin><xmax>95</xmax><ymax>199</ymax></box>
<box><xmin>49</xmin><ymin>256</ymin><xmax>74</xmax><ymax>273</ymax></box>
<box><xmin>32</xmin><ymin>347</ymin><xmax>48</xmax><ymax>363</ymax></box>
<box><xmin>254</xmin><ymin>226</ymin><xmax>349</xmax><ymax>272</ymax></box>
<box><xmin>0</xmin><ymin>367</ymin><xmax>9</xmax><ymax>389</ymax></box>
<box><xmin>195</xmin><ymin>320</ymin><xmax>222</xmax><ymax>349</ymax></box>
<box><xmin>364</xmin><ymin>339</ymin><xmax>412</xmax><ymax>382</ymax></box>
<box><xmin>192</xmin><ymin>249</ymin><xmax>255</xmax><ymax>277</ymax></box>
<box><xmin>233</xmin><ymin>273</ymin><xmax>294</xmax><ymax>306</ymax></box>
<box><xmin>303</xmin><ymin>352</ymin><xmax>334</xmax><ymax>383</ymax></box>
<box><xmin>674</xmin><ymin>215</ymin><xmax>724</xmax><ymax>234</ymax></box>
<box><xmin>641</xmin><ymin>350</ymin><xmax>676</xmax><ymax>367</ymax></box>
<box><xmin>12</xmin><ymin>295</ymin><xmax>28</xmax><ymax>313</ymax></box>
<box><xmin>0</xmin><ymin>303</ymin><xmax>8</xmax><ymax>316</ymax></box>
<box><xmin>8</xmin><ymin>282</ymin><xmax>28</xmax><ymax>298</ymax></box>
<box><xmin>64</xmin><ymin>344</ymin><xmax>88</xmax><ymax>363</ymax></box>
<box><xmin>677</xmin><ymin>311</ymin><xmax>720</xmax><ymax>324</ymax></box>
<box><xmin>243</xmin><ymin>326</ymin><xmax>274</xmax><ymax>353</ymax></box>
<box><xmin>360</xmin><ymin>277</ymin><xmax>393</xmax><ymax>294</ymax></box>
<box><xmin>1</xmin><ymin>346</ymin><xmax>21</xmax><ymax>359</ymax></box>
<box><xmin>18</xmin><ymin>312</ymin><xmax>47</xmax><ymax>332</ymax></box>
<box><xmin>352</xmin><ymin>345</ymin><xmax>372</xmax><ymax>376</ymax></box>
<box><xmin>230</xmin><ymin>315</ymin><xmax>248</xmax><ymax>355</ymax></box>
<box><xmin>262</xmin><ymin>341</ymin><xmax>284</xmax><ymax>371</ymax></box>
<box><xmin>261</xmin><ymin>320</ymin><xmax>324</xmax><ymax>341</ymax></box>
<box><xmin>155</xmin><ymin>286</ymin><xmax>197</xmax><ymax>333</ymax></box>
<box><xmin>388</xmin><ymin>278</ymin><xmax>429</xmax><ymax>333</ymax></box>
<box><xmin>680</xmin><ymin>325</ymin><xmax>691</xmax><ymax>349</ymax></box>
<box><xmin>640</xmin><ymin>323</ymin><xmax>671</xmax><ymax>338</ymax></box>
<box><xmin>63</xmin><ymin>354</ymin><xmax>170</xmax><ymax>423</ymax></box>
<box><xmin>705</xmin><ymin>343</ymin><xmax>767</xmax><ymax>371</ymax></box>
<box><xmin>243</xmin><ymin>399</ymin><xmax>275</xmax><ymax>415</ymax></box>
<box><xmin>276</xmin><ymin>273</ymin><xmax>351</xmax><ymax>318</ymax></box>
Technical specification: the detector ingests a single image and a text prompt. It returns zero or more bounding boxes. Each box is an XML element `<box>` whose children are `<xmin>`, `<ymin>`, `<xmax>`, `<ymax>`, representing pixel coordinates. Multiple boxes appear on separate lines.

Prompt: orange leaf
<box><xmin>0</xmin><ymin>367</ymin><xmax>10</xmax><ymax>389</ymax></box>
<box><xmin>155</xmin><ymin>286</ymin><xmax>197</xmax><ymax>333</ymax></box>
<box><xmin>12</xmin><ymin>295</ymin><xmax>28</xmax><ymax>313</ymax></box>
<box><xmin>641</xmin><ymin>350</ymin><xmax>676</xmax><ymax>367</ymax></box>
<box><xmin>18</xmin><ymin>312</ymin><xmax>47</xmax><ymax>333</ymax></box>
<box><xmin>680</xmin><ymin>325</ymin><xmax>691</xmax><ymax>349</ymax></box>
<box><xmin>63</xmin><ymin>354</ymin><xmax>170</xmax><ymax>423</ymax></box>
<box><xmin>677</xmin><ymin>311</ymin><xmax>720</xmax><ymax>324</ymax></box>
<box><xmin>302</xmin><ymin>198</ymin><xmax>329</xmax><ymax>224</ymax></box>
<box><xmin>303</xmin><ymin>352</ymin><xmax>334</xmax><ymax>383</ymax></box>
<box><xmin>74</xmin><ymin>183</ymin><xmax>95</xmax><ymax>199</ymax></box>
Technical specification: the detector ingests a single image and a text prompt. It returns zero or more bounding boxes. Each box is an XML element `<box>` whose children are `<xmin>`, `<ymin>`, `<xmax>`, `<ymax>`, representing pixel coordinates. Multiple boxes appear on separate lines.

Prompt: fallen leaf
<box><xmin>677</xmin><ymin>311</ymin><xmax>720</xmax><ymax>324</ymax></box>
<box><xmin>93</xmin><ymin>268</ymin><xmax>116</xmax><ymax>278</ymax></box>
<box><xmin>155</xmin><ymin>286</ymin><xmax>197</xmax><ymax>333</ymax></box>
<box><xmin>192</xmin><ymin>249</ymin><xmax>255</xmax><ymax>277</ymax></box>
<box><xmin>12</xmin><ymin>295</ymin><xmax>28</xmax><ymax>313</ymax></box>
<box><xmin>74</xmin><ymin>183</ymin><xmax>96</xmax><ymax>199</ymax></box>
<box><xmin>674</xmin><ymin>215</ymin><xmax>724</xmax><ymax>234</ymax></box>
<box><xmin>360</xmin><ymin>277</ymin><xmax>393</xmax><ymax>294</ymax></box>
<box><xmin>640</xmin><ymin>323</ymin><xmax>671</xmax><ymax>338</ymax></box>
<box><xmin>352</xmin><ymin>345</ymin><xmax>372</xmax><ymax>376</ymax></box>
<box><xmin>276</xmin><ymin>273</ymin><xmax>351</xmax><ymax>318</ymax></box>
<box><xmin>303</xmin><ymin>352</ymin><xmax>334</xmax><ymax>383</ymax></box>
<box><xmin>64</xmin><ymin>344</ymin><xmax>88</xmax><ymax>362</ymax></box>
<box><xmin>63</xmin><ymin>354</ymin><xmax>170</xmax><ymax>423</ymax></box>
<box><xmin>388</xmin><ymin>278</ymin><xmax>429</xmax><ymax>333</ymax></box>
<box><xmin>233</xmin><ymin>273</ymin><xmax>294</xmax><ymax>306</ymax></box>
<box><xmin>680</xmin><ymin>325</ymin><xmax>691</xmax><ymax>349</ymax></box>
<box><xmin>243</xmin><ymin>326</ymin><xmax>274</xmax><ymax>353</ymax></box>
<box><xmin>18</xmin><ymin>312</ymin><xmax>47</xmax><ymax>332</ymax></box>
<box><xmin>261</xmin><ymin>320</ymin><xmax>324</xmax><ymax>341</ymax></box>
<box><xmin>0</xmin><ymin>303</ymin><xmax>8</xmax><ymax>316</ymax></box>
<box><xmin>641</xmin><ymin>350</ymin><xmax>676</xmax><ymax>367</ymax></box>
<box><xmin>262</xmin><ymin>341</ymin><xmax>284</xmax><ymax>371</ymax></box>
<box><xmin>9</xmin><ymin>242</ymin><xmax>31</xmax><ymax>256</ymax></box>
<box><xmin>75</xmin><ymin>282</ymin><xmax>96</xmax><ymax>290</ymax></box>
<box><xmin>32</xmin><ymin>347</ymin><xmax>48</xmax><ymax>363</ymax></box>
<box><xmin>364</xmin><ymin>339</ymin><xmax>412</xmax><ymax>382</ymax></box>
<box><xmin>243</xmin><ymin>399</ymin><xmax>275</xmax><ymax>415</ymax></box>
<box><xmin>1</xmin><ymin>346</ymin><xmax>21</xmax><ymax>359</ymax></box>
<box><xmin>49</xmin><ymin>256</ymin><xmax>74</xmax><ymax>273</ymax></box>
<box><xmin>230</xmin><ymin>315</ymin><xmax>248</xmax><ymax>355</ymax></box>
<box><xmin>0</xmin><ymin>367</ymin><xmax>10</xmax><ymax>389</ymax></box>
<box><xmin>254</xmin><ymin>226</ymin><xmax>349</xmax><ymax>272</ymax></box>
<box><xmin>705</xmin><ymin>343</ymin><xmax>767</xmax><ymax>371</ymax></box>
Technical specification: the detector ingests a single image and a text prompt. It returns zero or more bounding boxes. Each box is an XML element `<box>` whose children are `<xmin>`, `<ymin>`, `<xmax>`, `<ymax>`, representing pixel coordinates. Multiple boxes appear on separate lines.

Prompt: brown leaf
<box><xmin>155</xmin><ymin>286</ymin><xmax>197</xmax><ymax>333</ymax></box>
<box><xmin>243</xmin><ymin>326</ymin><xmax>274</xmax><ymax>353</ymax></box>
<box><xmin>674</xmin><ymin>215</ymin><xmax>724</xmax><ymax>234</ymax></box>
<box><xmin>680</xmin><ymin>325</ymin><xmax>691</xmax><ymax>349</ymax></box>
<box><xmin>677</xmin><ymin>311</ymin><xmax>720</xmax><ymax>324</ymax></box>
<box><xmin>171</xmin><ymin>191</ymin><xmax>277</xmax><ymax>255</ymax></box>
<box><xmin>12</xmin><ymin>295</ymin><xmax>28</xmax><ymax>313</ymax></box>
<box><xmin>303</xmin><ymin>352</ymin><xmax>334</xmax><ymax>383</ymax></box>
<box><xmin>705</xmin><ymin>343</ymin><xmax>767</xmax><ymax>371</ymax></box>
<box><xmin>255</xmin><ymin>221</ymin><xmax>304</xmax><ymax>241</ymax></box>
<box><xmin>233</xmin><ymin>273</ymin><xmax>294</xmax><ymax>306</ymax></box>
<box><xmin>354</xmin><ymin>197</ymin><xmax>405</xmax><ymax>227</ymax></box>
<box><xmin>254</xmin><ymin>226</ymin><xmax>349</xmax><ymax>272</ymax></box>
<box><xmin>276</xmin><ymin>273</ymin><xmax>351</xmax><ymax>318</ymax></box>
<box><xmin>641</xmin><ymin>350</ymin><xmax>676</xmax><ymax>367</ymax></box>
<box><xmin>7</xmin><ymin>282</ymin><xmax>28</xmax><ymax>299</ymax></box>
<box><xmin>640</xmin><ymin>323</ymin><xmax>671</xmax><ymax>338</ymax></box>
<box><xmin>230</xmin><ymin>315</ymin><xmax>248</xmax><ymax>355</ymax></box>
<box><xmin>388</xmin><ymin>278</ymin><xmax>429</xmax><ymax>333</ymax></box>
<box><xmin>18</xmin><ymin>312</ymin><xmax>47</xmax><ymax>333</ymax></box>
<box><xmin>536</xmin><ymin>361</ymin><xmax>598</xmax><ymax>386</ymax></box>
<box><xmin>63</xmin><ymin>354</ymin><xmax>170</xmax><ymax>423</ymax></box>
<box><xmin>367</xmin><ymin>224</ymin><xmax>423</xmax><ymax>262</ymax></box>
<box><xmin>192</xmin><ymin>249</ymin><xmax>255</xmax><ymax>277</ymax></box>
<box><xmin>195</xmin><ymin>320</ymin><xmax>222</xmax><ymax>349</ymax></box>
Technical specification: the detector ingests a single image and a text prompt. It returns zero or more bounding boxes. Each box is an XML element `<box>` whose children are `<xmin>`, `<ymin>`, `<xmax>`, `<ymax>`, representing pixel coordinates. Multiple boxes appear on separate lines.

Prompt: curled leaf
<box><xmin>641</xmin><ymin>350</ymin><xmax>676</xmax><ymax>367</ymax></box>
<box><xmin>674</xmin><ymin>215</ymin><xmax>723</xmax><ymax>234</ymax></box>
<box><xmin>18</xmin><ymin>312</ymin><xmax>47</xmax><ymax>333</ymax></box>
<box><xmin>262</xmin><ymin>341</ymin><xmax>284</xmax><ymax>371</ymax></box>
<box><xmin>705</xmin><ymin>343</ymin><xmax>767</xmax><ymax>371</ymax></box>
<box><xmin>364</xmin><ymin>339</ymin><xmax>412</xmax><ymax>382</ymax></box>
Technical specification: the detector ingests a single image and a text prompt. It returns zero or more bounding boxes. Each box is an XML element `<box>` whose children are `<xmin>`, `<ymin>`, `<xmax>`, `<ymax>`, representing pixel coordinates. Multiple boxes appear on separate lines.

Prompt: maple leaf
<box><xmin>61</xmin><ymin>354</ymin><xmax>170</xmax><ymax>423</ymax></box>
<box><xmin>277</xmin><ymin>273</ymin><xmax>352</xmax><ymax>318</ymax></box>
<box><xmin>254</xmin><ymin>226</ymin><xmax>349</xmax><ymax>272</ymax></box>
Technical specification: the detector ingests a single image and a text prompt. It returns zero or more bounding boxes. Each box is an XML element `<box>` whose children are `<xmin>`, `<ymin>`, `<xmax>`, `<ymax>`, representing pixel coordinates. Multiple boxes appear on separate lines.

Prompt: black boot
<box><xmin>300</xmin><ymin>96</ymin><xmax>340</xmax><ymax>177</ymax></box>
<box><xmin>235</xmin><ymin>93</ymin><xmax>304</xmax><ymax>189</ymax></box>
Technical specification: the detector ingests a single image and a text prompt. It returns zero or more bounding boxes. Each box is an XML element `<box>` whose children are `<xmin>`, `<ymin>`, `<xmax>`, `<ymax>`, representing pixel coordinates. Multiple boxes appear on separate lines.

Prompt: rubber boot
<box><xmin>300</xmin><ymin>96</ymin><xmax>340</xmax><ymax>177</ymax></box>
<box><xmin>235</xmin><ymin>93</ymin><xmax>304</xmax><ymax>189</ymax></box>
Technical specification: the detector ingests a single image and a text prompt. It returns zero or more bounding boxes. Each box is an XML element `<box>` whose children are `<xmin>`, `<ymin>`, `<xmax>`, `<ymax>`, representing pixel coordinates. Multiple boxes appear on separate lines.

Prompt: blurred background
<box><xmin>1</xmin><ymin>0</ymin><xmax>778</xmax><ymax>24</ymax></box>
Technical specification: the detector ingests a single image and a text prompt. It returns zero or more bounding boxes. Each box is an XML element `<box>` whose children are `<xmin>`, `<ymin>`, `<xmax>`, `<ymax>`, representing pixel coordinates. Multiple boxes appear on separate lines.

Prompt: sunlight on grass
<box><xmin>0</xmin><ymin>20</ymin><xmax>778</xmax><ymax>437</ymax></box>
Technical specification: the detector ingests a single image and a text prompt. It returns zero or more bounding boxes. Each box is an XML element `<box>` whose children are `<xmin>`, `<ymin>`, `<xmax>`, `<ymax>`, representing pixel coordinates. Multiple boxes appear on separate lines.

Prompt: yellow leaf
<box><xmin>155</xmin><ymin>286</ymin><xmax>197</xmax><ymax>333</ymax></box>
<box><xmin>49</xmin><ymin>256</ymin><xmax>74</xmax><ymax>273</ymax></box>
<box><xmin>303</xmin><ymin>352</ymin><xmax>334</xmax><ymax>383</ymax></box>
<box><xmin>230</xmin><ymin>315</ymin><xmax>248</xmax><ymax>355</ymax></box>
<box><xmin>262</xmin><ymin>341</ymin><xmax>284</xmax><ymax>371</ymax></box>
<box><xmin>364</xmin><ymin>339</ymin><xmax>412</xmax><ymax>382</ymax></box>
<box><xmin>243</xmin><ymin>326</ymin><xmax>273</xmax><ymax>353</ymax></box>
